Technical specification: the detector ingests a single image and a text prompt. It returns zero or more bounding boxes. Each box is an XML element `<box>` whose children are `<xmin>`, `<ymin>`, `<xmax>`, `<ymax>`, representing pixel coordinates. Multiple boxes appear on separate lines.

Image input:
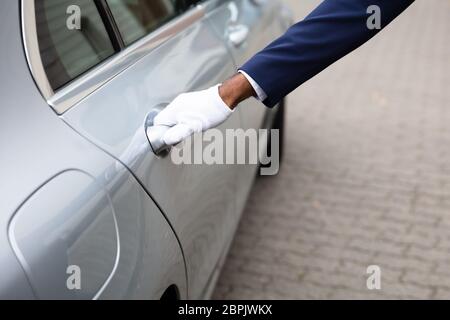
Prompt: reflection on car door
<box><xmin>207</xmin><ymin>0</ymin><xmax>288</xmax><ymax>214</ymax></box>
<box><xmin>60</xmin><ymin>2</ymin><xmax>242</xmax><ymax>298</ymax></box>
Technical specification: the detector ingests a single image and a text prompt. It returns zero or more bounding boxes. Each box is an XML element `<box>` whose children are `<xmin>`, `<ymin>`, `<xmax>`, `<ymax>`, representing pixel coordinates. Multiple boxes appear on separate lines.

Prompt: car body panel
<box><xmin>1</xmin><ymin>0</ymin><xmax>293</xmax><ymax>299</ymax></box>
<box><xmin>1</xmin><ymin>1</ymin><xmax>186</xmax><ymax>299</ymax></box>
<box><xmin>61</xmin><ymin>4</ymin><xmax>242</xmax><ymax>299</ymax></box>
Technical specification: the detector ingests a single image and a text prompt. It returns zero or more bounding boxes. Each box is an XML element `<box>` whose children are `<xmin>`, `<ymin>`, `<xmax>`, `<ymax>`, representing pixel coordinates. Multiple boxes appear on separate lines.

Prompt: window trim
<box><xmin>95</xmin><ymin>0</ymin><xmax>126</xmax><ymax>51</ymax></box>
<box><xmin>22</xmin><ymin>0</ymin><xmax>206</xmax><ymax>114</ymax></box>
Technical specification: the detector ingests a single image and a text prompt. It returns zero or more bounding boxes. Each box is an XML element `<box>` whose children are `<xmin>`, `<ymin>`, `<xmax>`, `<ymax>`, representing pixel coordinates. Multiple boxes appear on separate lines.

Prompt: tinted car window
<box><xmin>106</xmin><ymin>0</ymin><xmax>183</xmax><ymax>46</ymax></box>
<box><xmin>36</xmin><ymin>0</ymin><xmax>116</xmax><ymax>90</ymax></box>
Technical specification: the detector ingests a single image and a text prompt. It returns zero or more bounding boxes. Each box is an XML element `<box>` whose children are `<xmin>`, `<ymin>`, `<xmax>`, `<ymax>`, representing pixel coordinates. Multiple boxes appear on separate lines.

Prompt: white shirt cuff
<box><xmin>238</xmin><ymin>70</ymin><xmax>268</xmax><ymax>102</ymax></box>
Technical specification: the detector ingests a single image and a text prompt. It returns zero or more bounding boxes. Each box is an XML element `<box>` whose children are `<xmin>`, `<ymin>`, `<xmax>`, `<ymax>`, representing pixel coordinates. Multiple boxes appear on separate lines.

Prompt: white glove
<box><xmin>154</xmin><ymin>85</ymin><xmax>233</xmax><ymax>146</ymax></box>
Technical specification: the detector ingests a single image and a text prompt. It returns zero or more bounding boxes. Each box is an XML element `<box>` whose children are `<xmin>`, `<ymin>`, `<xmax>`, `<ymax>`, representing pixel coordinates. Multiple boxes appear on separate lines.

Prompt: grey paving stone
<box><xmin>213</xmin><ymin>0</ymin><xmax>450</xmax><ymax>300</ymax></box>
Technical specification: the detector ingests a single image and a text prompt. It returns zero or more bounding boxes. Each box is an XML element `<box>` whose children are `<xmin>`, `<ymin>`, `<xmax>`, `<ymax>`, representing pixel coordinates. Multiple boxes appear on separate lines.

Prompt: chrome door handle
<box><xmin>145</xmin><ymin>106</ymin><xmax>172</xmax><ymax>156</ymax></box>
<box><xmin>228</xmin><ymin>24</ymin><xmax>249</xmax><ymax>47</ymax></box>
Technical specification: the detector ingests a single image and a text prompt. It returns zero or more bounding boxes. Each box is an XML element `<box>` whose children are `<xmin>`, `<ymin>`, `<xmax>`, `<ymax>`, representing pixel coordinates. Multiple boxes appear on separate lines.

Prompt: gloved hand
<box><xmin>154</xmin><ymin>85</ymin><xmax>234</xmax><ymax>146</ymax></box>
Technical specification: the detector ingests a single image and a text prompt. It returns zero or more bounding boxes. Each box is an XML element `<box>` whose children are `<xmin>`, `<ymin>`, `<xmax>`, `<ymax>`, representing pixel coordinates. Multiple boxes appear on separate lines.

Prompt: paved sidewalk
<box><xmin>214</xmin><ymin>0</ymin><xmax>450</xmax><ymax>299</ymax></box>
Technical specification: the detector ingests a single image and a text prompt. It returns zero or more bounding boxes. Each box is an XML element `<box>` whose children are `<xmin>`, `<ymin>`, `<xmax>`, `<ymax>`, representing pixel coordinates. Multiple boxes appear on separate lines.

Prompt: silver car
<box><xmin>0</xmin><ymin>0</ymin><xmax>292</xmax><ymax>299</ymax></box>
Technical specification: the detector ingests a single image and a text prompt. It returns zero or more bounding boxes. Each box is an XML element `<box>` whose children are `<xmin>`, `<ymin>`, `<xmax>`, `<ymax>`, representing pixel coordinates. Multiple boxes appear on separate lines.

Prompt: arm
<box><xmin>155</xmin><ymin>0</ymin><xmax>415</xmax><ymax>145</ymax></box>
<box><xmin>228</xmin><ymin>0</ymin><xmax>415</xmax><ymax>108</ymax></box>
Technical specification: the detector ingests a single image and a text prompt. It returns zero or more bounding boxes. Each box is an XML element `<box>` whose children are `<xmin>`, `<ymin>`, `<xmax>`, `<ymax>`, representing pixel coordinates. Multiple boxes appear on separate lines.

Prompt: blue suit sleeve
<box><xmin>240</xmin><ymin>0</ymin><xmax>415</xmax><ymax>108</ymax></box>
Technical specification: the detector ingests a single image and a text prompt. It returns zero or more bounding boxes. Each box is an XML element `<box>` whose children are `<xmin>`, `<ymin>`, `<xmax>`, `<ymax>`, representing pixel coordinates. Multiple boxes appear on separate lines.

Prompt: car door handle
<box><xmin>228</xmin><ymin>24</ymin><xmax>249</xmax><ymax>47</ymax></box>
<box><xmin>145</xmin><ymin>106</ymin><xmax>172</xmax><ymax>156</ymax></box>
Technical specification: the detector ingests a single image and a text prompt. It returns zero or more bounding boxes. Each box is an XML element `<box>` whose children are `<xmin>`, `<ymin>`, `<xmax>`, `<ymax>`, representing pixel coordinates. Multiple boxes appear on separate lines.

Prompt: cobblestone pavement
<box><xmin>213</xmin><ymin>0</ymin><xmax>450</xmax><ymax>299</ymax></box>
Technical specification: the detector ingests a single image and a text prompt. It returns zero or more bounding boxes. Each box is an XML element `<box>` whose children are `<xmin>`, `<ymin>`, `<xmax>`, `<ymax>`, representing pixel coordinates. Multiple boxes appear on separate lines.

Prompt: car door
<box><xmin>208</xmin><ymin>0</ymin><xmax>289</xmax><ymax>129</ymax></box>
<box><xmin>18</xmin><ymin>0</ymin><xmax>187</xmax><ymax>299</ymax></box>
<box><xmin>207</xmin><ymin>0</ymin><xmax>291</xmax><ymax>213</ymax></box>
<box><xmin>32</xmin><ymin>0</ymin><xmax>242</xmax><ymax>298</ymax></box>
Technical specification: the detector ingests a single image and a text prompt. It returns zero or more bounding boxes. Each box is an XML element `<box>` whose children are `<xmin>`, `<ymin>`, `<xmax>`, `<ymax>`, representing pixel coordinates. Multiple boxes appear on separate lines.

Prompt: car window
<box><xmin>106</xmin><ymin>0</ymin><xmax>184</xmax><ymax>46</ymax></box>
<box><xmin>35</xmin><ymin>0</ymin><xmax>116</xmax><ymax>90</ymax></box>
